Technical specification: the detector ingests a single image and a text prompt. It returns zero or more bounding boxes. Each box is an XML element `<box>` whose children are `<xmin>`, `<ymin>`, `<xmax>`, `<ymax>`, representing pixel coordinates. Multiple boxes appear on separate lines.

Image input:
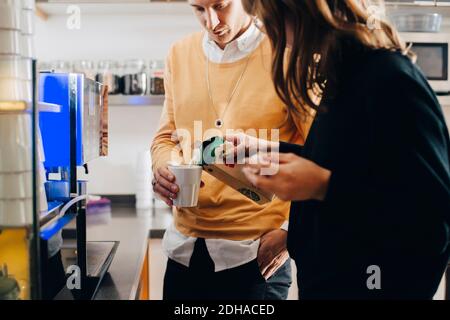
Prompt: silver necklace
<box><xmin>206</xmin><ymin>44</ymin><xmax>253</xmax><ymax>128</ymax></box>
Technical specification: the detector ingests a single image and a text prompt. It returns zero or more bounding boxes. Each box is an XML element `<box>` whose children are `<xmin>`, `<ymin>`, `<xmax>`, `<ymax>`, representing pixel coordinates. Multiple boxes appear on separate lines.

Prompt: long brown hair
<box><xmin>243</xmin><ymin>0</ymin><xmax>411</xmax><ymax>117</ymax></box>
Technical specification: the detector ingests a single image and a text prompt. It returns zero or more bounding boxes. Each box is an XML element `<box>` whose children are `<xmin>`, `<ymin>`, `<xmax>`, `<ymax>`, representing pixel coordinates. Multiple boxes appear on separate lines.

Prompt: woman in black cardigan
<box><xmin>227</xmin><ymin>0</ymin><xmax>450</xmax><ymax>299</ymax></box>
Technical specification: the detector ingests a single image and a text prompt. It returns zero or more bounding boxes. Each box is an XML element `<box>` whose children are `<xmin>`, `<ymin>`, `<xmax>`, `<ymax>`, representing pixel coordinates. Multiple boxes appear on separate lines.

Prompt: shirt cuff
<box><xmin>280</xmin><ymin>220</ymin><xmax>289</xmax><ymax>232</ymax></box>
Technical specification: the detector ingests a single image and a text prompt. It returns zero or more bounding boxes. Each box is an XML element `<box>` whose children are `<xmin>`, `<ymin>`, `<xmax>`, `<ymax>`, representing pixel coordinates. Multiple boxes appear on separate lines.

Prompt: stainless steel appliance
<box><xmin>400</xmin><ymin>32</ymin><xmax>450</xmax><ymax>94</ymax></box>
<box><xmin>392</xmin><ymin>13</ymin><xmax>442</xmax><ymax>33</ymax></box>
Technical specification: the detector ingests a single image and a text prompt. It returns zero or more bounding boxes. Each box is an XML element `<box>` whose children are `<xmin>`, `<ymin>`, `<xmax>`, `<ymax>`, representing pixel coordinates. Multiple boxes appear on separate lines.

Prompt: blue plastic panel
<box><xmin>40</xmin><ymin>213</ymin><xmax>77</xmax><ymax>241</ymax></box>
<box><xmin>39</xmin><ymin>73</ymin><xmax>84</xmax><ymax>167</ymax></box>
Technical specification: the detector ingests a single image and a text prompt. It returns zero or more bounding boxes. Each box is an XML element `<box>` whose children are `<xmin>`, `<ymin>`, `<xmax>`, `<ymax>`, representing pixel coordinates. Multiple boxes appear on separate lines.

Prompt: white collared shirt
<box><xmin>202</xmin><ymin>22</ymin><xmax>264</xmax><ymax>63</ymax></box>
<box><xmin>162</xmin><ymin>24</ymin><xmax>289</xmax><ymax>272</ymax></box>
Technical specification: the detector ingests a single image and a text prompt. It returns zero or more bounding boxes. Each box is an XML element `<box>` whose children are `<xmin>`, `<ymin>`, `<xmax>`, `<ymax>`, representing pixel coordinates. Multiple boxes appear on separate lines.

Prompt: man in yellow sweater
<box><xmin>151</xmin><ymin>0</ymin><xmax>311</xmax><ymax>300</ymax></box>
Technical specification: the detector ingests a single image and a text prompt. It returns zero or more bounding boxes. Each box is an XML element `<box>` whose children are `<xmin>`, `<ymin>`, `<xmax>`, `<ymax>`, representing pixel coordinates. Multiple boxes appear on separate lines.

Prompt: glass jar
<box><xmin>122</xmin><ymin>59</ymin><xmax>146</xmax><ymax>96</ymax></box>
<box><xmin>72</xmin><ymin>60</ymin><xmax>96</xmax><ymax>80</ymax></box>
<box><xmin>50</xmin><ymin>60</ymin><xmax>72</xmax><ymax>73</ymax></box>
<box><xmin>96</xmin><ymin>60</ymin><xmax>121</xmax><ymax>95</ymax></box>
<box><xmin>37</xmin><ymin>61</ymin><xmax>52</xmax><ymax>73</ymax></box>
<box><xmin>124</xmin><ymin>59</ymin><xmax>145</xmax><ymax>75</ymax></box>
<box><xmin>149</xmin><ymin>60</ymin><xmax>165</xmax><ymax>96</ymax></box>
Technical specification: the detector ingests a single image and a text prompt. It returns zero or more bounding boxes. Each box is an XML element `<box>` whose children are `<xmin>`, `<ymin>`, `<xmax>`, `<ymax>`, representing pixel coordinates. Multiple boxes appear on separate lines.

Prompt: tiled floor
<box><xmin>149</xmin><ymin>239</ymin><xmax>446</xmax><ymax>300</ymax></box>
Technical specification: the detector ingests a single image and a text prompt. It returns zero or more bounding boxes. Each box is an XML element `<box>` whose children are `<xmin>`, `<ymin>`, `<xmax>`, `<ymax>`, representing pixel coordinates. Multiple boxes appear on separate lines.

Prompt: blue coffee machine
<box><xmin>38</xmin><ymin>73</ymin><xmax>117</xmax><ymax>300</ymax></box>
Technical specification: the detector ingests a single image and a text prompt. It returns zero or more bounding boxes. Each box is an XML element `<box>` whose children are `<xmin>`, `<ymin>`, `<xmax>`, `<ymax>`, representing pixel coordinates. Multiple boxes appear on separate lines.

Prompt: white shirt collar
<box><xmin>202</xmin><ymin>22</ymin><xmax>264</xmax><ymax>64</ymax></box>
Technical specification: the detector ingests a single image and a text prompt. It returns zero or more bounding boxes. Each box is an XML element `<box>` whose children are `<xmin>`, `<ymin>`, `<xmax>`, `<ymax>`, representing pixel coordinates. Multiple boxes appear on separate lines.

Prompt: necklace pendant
<box><xmin>215</xmin><ymin>119</ymin><xmax>223</xmax><ymax>128</ymax></box>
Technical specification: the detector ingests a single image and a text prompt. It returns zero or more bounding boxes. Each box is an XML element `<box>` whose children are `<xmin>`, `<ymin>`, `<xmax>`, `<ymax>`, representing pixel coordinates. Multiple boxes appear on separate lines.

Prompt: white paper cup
<box><xmin>20</xmin><ymin>58</ymin><xmax>32</xmax><ymax>80</ymax></box>
<box><xmin>0</xmin><ymin>198</ymin><xmax>33</xmax><ymax>227</ymax></box>
<box><xmin>0</xmin><ymin>77</ymin><xmax>23</xmax><ymax>100</ymax></box>
<box><xmin>0</xmin><ymin>0</ymin><xmax>22</xmax><ymax>6</ymax></box>
<box><xmin>20</xmin><ymin>33</ymin><xmax>34</xmax><ymax>58</ymax></box>
<box><xmin>0</xmin><ymin>171</ymin><xmax>32</xmax><ymax>199</ymax></box>
<box><xmin>168</xmin><ymin>165</ymin><xmax>202</xmax><ymax>208</ymax></box>
<box><xmin>4</xmin><ymin>113</ymin><xmax>32</xmax><ymax>147</ymax></box>
<box><xmin>0</xmin><ymin>56</ymin><xmax>30</xmax><ymax>79</ymax></box>
<box><xmin>0</xmin><ymin>113</ymin><xmax>32</xmax><ymax>144</ymax></box>
<box><xmin>0</xmin><ymin>29</ymin><xmax>21</xmax><ymax>55</ymax></box>
<box><xmin>0</xmin><ymin>5</ymin><xmax>21</xmax><ymax>30</ymax></box>
<box><xmin>21</xmin><ymin>0</ymin><xmax>35</xmax><ymax>11</ymax></box>
<box><xmin>0</xmin><ymin>144</ymin><xmax>32</xmax><ymax>173</ymax></box>
<box><xmin>0</xmin><ymin>114</ymin><xmax>32</xmax><ymax>172</ymax></box>
<box><xmin>0</xmin><ymin>56</ymin><xmax>20</xmax><ymax>78</ymax></box>
<box><xmin>22</xmin><ymin>79</ymin><xmax>31</xmax><ymax>101</ymax></box>
<box><xmin>0</xmin><ymin>77</ymin><xmax>26</xmax><ymax>100</ymax></box>
<box><xmin>20</xmin><ymin>9</ymin><xmax>34</xmax><ymax>35</ymax></box>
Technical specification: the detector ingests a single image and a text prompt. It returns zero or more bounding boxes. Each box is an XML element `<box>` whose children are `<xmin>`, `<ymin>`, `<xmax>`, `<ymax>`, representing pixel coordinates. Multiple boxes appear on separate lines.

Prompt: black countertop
<box><xmin>56</xmin><ymin>204</ymin><xmax>172</xmax><ymax>300</ymax></box>
<box><xmin>92</xmin><ymin>205</ymin><xmax>172</xmax><ymax>300</ymax></box>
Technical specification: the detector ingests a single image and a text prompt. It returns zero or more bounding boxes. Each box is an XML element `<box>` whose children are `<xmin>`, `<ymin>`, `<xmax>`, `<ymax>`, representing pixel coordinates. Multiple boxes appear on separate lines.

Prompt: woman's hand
<box><xmin>242</xmin><ymin>153</ymin><xmax>332</xmax><ymax>202</ymax></box>
<box><xmin>219</xmin><ymin>133</ymin><xmax>279</xmax><ymax>166</ymax></box>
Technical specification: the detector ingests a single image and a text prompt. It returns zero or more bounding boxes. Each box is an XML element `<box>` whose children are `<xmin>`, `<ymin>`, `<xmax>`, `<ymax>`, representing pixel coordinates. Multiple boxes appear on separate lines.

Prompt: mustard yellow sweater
<box><xmin>151</xmin><ymin>32</ymin><xmax>312</xmax><ymax>240</ymax></box>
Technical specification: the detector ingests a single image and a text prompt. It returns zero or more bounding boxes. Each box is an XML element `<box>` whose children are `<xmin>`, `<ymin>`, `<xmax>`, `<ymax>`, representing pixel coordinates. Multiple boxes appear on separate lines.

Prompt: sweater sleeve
<box><xmin>324</xmin><ymin>66</ymin><xmax>450</xmax><ymax>254</ymax></box>
<box><xmin>279</xmin><ymin>105</ymin><xmax>315</xmax><ymax>155</ymax></box>
<box><xmin>151</xmin><ymin>47</ymin><xmax>181</xmax><ymax>171</ymax></box>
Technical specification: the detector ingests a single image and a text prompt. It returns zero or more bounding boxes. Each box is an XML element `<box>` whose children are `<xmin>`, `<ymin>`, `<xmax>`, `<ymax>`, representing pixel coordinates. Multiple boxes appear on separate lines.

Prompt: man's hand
<box><xmin>152</xmin><ymin>166</ymin><xmax>205</xmax><ymax>208</ymax></box>
<box><xmin>152</xmin><ymin>166</ymin><xmax>179</xmax><ymax>207</ymax></box>
<box><xmin>257</xmin><ymin>229</ymin><xmax>289</xmax><ymax>280</ymax></box>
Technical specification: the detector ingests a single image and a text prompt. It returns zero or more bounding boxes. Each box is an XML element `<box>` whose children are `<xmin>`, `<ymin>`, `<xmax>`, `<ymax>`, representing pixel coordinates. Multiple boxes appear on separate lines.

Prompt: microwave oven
<box><xmin>400</xmin><ymin>32</ymin><xmax>450</xmax><ymax>94</ymax></box>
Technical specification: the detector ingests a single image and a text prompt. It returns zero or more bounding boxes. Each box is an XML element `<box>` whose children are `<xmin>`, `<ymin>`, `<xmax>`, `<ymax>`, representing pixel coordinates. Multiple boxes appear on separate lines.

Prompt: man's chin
<box><xmin>210</xmin><ymin>34</ymin><xmax>233</xmax><ymax>47</ymax></box>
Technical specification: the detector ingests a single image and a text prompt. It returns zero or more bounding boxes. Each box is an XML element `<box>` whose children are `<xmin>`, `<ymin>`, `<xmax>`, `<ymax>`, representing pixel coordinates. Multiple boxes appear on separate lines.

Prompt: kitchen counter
<box><xmin>55</xmin><ymin>203</ymin><xmax>172</xmax><ymax>300</ymax></box>
<box><xmin>91</xmin><ymin>205</ymin><xmax>172</xmax><ymax>300</ymax></box>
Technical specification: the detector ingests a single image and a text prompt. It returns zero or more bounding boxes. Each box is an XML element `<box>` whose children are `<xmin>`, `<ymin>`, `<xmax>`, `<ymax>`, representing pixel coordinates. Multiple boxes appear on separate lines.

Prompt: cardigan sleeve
<box><xmin>279</xmin><ymin>141</ymin><xmax>304</xmax><ymax>156</ymax></box>
<box><xmin>323</xmin><ymin>66</ymin><xmax>450</xmax><ymax>254</ymax></box>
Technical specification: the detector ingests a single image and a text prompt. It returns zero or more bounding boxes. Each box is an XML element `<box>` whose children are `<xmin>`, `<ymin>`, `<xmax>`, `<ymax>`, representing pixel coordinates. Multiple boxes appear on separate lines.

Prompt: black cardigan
<box><xmin>279</xmin><ymin>49</ymin><xmax>450</xmax><ymax>299</ymax></box>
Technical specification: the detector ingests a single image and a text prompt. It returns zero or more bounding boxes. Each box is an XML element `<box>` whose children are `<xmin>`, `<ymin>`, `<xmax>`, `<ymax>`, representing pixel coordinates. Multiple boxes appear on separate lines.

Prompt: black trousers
<box><xmin>163</xmin><ymin>238</ymin><xmax>292</xmax><ymax>300</ymax></box>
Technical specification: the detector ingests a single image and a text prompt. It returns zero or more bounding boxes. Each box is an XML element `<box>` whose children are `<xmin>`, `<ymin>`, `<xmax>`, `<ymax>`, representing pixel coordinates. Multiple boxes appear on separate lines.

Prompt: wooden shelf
<box><xmin>108</xmin><ymin>95</ymin><xmax>164</xmax><ymax>106</ymax></box>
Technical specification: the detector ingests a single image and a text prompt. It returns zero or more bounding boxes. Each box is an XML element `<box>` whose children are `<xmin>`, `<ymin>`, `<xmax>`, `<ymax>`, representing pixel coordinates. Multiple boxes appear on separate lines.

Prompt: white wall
<box><xmin>35</xmin><ymin>7</ymin><xmax>199</xmax><ymax>194</ymax></box>
<box><xmin>35</xmin><ymin>8</ymin><xmax>198</xmax><ymax>61</ymax></box>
